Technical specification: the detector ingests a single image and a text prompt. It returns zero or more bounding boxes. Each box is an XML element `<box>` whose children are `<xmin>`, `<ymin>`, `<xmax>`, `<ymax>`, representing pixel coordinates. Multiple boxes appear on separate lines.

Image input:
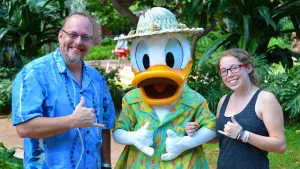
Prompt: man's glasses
<box><xmin>62</xmin><ymin>29</ymin><xmax>93</xmax><ymax>42</ymax></box>
<box><xmin>219</xmin><ymin>63</ymin><xmax>247</xmax><ymax>77</ymax></box>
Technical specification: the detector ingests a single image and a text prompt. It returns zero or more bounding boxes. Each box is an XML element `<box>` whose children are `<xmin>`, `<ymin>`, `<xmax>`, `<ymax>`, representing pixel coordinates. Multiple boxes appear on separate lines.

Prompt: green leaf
<box><xmin>197</xmin><ymin>33</ymin><xmax>232</xmax><ymax>67</ymax></box>
<box><xmin>238</xmin><ymin>36</ymin><xmax>245</xmax><ymax>49</ymax></box>
<box><xmin>0</xmin><ymin>28</ymin><xmax>8</xmax><ymax>41</ymax></box>
<box><xmin>258</xmin><ymin>6</ymin><xmax>277</xmax><ymax>30</ymax></box>
<box><xmin>242</xmin><ymin>15</ymin><xmax>250</xmax><ymax>49</ymax></box>
<box><xmin>241</xmin><ymin>0</ymin><xmax>246</xmax><ymax>6</ymax></box>
<box><xmin>248</xmin><ymin>37</ymin><xmax>259</xmax><ymax>54</ymax></box>
<box><xmin>20</xmin><ymin>33</ymin><xmax>29</xmax><ymax>50</ymax></box>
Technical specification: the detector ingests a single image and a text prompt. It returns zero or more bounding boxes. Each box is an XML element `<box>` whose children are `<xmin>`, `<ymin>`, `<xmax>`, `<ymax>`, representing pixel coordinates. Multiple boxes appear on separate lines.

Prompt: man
<box><xmin>12</xmin><ymin>12</ymin><xmax>115</xmax><ymax>169</ymax></box>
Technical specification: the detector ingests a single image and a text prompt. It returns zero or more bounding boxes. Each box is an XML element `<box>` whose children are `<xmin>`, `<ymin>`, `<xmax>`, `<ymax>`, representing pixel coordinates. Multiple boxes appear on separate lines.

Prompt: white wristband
<box><xmin>242</xmin><ymin>130</ymin><xmax>250</xmax><ymax>143</ymax></box>
<box><xmin>102</xmin><ymin>163</ymin><xmax>112</xmax><ymax>168</ymax></box>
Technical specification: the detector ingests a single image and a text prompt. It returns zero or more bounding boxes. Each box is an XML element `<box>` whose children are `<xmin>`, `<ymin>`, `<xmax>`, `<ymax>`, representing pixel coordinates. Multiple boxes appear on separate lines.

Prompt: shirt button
<box><xmin>86</xmin><ymin>130</ymin><xmax>90</xmax><ymax>134</ymax></box>
<box><xmin>86</xmin><ymin>150</ymin><xmax>90</xmax><ymax>154</ymax></box>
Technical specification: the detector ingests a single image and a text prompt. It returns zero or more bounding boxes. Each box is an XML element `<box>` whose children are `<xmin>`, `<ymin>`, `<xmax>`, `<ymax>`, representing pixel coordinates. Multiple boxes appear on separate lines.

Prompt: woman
<box><xmin>186</xmin><ymin>48</ymin><xmax>286</xmax><ymax>169</ymax></box>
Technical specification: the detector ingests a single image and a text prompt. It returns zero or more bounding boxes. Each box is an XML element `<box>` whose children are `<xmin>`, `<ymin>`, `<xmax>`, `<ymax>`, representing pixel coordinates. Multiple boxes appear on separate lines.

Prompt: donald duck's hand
<box><xmin>161</xmin><ymin>129</ymin><xmax>192</xmax><ymax>161</ymax></box>
<box><xmin>161</xmin><ymin>127</ymin><xmax>216</xmax><ymax>161</ymax></box>
<box><xmin>132</xmin><ymin>122</ymin><xmax>154</xmax><ymax>156</ymax></box>
<box><xmin>113</xmin><ymin>122</ymin><xmax>154</xmax><ymax>156</ymax></box>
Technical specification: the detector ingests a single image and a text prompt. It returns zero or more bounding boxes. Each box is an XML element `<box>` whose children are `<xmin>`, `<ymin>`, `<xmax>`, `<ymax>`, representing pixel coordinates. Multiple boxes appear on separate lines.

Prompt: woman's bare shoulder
<box><xmin>256</xmin><ymin>90</ymin><xmax>282</xmax><ymax>117</ymax></box>
<box><xmin>258</xmin><ymin>90</ymin><xmax>278</xmax><ymax>103</ymax></box>
<box><xmin>216</xmin><ymin>94</ymin><xmax>228</xmax><ymax>118</ymax></box>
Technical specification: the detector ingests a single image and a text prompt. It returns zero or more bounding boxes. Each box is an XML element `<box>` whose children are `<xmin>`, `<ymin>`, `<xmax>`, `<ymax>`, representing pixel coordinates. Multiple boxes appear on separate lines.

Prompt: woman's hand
<box><xmin>218</xmin><ymin>116</ymin><xmax>242</xmax><ymax>139</ymax></box>
<box><xmin>185</xmin><ymin>122</ymin><xmax>199</xmax><ymax>136</ymax></box>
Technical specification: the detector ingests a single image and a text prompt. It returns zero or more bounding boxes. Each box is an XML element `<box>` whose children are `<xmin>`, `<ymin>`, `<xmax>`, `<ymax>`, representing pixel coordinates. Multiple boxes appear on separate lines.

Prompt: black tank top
<box><xmin>216</xmin><ymin>89</ymin><xmax>269</xmax><ymax>169</ymax></box>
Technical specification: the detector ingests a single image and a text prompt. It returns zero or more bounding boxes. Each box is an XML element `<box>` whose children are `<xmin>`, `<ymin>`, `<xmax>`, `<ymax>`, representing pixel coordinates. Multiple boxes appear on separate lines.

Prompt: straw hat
<box><xmin>114</xmin><ymin>7</ymin><xmax>203</xmax><ymax>40</ymax></box>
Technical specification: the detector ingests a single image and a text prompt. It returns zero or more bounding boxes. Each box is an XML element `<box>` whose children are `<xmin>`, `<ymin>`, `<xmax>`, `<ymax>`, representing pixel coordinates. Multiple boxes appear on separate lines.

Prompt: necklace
<box><xmin>62</xmin><ymin>63</ymin><xmax>97</xmax><ymax>115</ymax></box>
<box><xmin>61</xmin><ymin>63</ymin><xmax>101</xmax><ymax>167</ymax></box>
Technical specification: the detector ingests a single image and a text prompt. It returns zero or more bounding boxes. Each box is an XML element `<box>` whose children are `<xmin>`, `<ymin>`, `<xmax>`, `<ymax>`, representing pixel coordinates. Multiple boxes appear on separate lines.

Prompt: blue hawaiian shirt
<box><xmin>12</xmin><ymin>48</ymin><xmax>116</xmax><ymax>169</ymax></box>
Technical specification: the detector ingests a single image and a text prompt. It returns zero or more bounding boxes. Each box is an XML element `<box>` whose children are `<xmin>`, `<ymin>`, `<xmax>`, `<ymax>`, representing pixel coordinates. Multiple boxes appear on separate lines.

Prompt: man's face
<box><xmin>58</xmin><ymin>15</ymin><xmax>94</xmax><ymax>64</ymax></box>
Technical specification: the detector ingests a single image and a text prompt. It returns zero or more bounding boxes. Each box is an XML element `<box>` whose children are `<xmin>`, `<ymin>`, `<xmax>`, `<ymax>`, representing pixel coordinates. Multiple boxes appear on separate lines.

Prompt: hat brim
<box><xmin>114</xmin><ymin>28</ymin><xmax>204</xmax><ymax>41</ymax></box>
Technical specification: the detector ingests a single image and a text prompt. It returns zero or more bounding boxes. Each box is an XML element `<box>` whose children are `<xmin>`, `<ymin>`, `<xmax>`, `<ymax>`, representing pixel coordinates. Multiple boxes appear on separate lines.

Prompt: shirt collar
<box><xmin>53</xmin><ymin>48</ymin><xmax>91</xmax><ymax>89</ymax></box>
<box><xmin>53</xmin><ymin>48</ymin><xmax>88</xmax><ymax>74</ymax></box>
<box><xmin>53</xmin><ymin>48</ymin><xmax>67</xmax><ymax>73</ymax></box>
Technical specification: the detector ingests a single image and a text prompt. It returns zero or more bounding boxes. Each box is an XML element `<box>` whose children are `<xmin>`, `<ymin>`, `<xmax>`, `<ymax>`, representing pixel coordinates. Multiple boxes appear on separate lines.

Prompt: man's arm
<box><xmin>16</xmin><ymin>97</ymin><xmax>97</xmax><ymax>138</ymax></box>
<box><xmin>101</xmin><ymin>129</ymin><xmax>112</xmax><ymax>168</ymax></box>
<box><xmin>16</xmin><ymin>116</ymin><xmax>73</xmax><ymax>138</ymax></box>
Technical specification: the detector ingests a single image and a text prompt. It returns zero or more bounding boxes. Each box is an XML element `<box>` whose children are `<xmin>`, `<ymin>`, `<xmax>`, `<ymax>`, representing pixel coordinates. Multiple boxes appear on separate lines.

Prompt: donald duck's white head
<box><xmin>115</xmin><ymin>7</ymin><xmax>203</xmax><ymax>105</ymax></box>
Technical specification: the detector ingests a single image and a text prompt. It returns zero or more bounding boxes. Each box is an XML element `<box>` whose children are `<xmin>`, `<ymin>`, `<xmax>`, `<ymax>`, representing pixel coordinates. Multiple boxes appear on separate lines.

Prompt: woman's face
<box><xmin>219</xmin><ymin>56</ymin><xmax>251</xmax><ymax>90</ymax></box>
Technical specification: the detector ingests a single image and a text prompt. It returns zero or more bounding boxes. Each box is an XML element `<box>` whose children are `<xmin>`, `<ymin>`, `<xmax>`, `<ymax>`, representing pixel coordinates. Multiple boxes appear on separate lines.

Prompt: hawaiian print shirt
<box><xmin>12</xmin><ymin>48</ymin><xmax>116</xmax><ymax>169</ymax></box>
<box><xmin>114</xmin><ymin>86</ymin><xmax>216</xmax><ymax>169</ymax></box>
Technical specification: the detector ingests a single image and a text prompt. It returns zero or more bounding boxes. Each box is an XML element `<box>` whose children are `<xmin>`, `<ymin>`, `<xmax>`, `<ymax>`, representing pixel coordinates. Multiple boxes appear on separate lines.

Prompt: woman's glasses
<box><xmin>219</xmin><ymin>64</ymin><xmax>247</xmax><ymax>77</ymax></box>
<box><xmin>62</xmin><ymin>29</ymin><xmax>93</xmax><ymax>42</ymax></box>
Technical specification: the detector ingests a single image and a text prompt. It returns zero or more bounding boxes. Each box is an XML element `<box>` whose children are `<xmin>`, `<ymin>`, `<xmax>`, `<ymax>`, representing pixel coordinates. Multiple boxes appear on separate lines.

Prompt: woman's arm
<box><xmin>248</xmin><ymin>91</ymin><xmax>286</xmax><ymax>154</ymax></box>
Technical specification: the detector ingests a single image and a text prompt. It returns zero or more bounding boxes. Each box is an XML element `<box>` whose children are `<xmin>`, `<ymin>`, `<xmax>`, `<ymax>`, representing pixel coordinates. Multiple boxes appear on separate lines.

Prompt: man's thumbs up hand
<box><xmin>70</xmin><ymin>97</ymin><xmax>96</xmax><ymax>128</ymax></box>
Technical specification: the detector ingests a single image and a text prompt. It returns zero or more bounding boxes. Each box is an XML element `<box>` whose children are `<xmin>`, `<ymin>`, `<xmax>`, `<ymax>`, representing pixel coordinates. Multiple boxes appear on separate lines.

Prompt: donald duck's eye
<box><xmin>166</xmin><ymin>52</ymin><xmax>174</xmax><ymax>68</ymax></box>
<box><xmin>165</xmin><ymin>39</ymin><xmax>183</xmax><ymax>69</ymax></box>
<box><xmin>135</xmin><ymin>40</ymin><xmax>149</xmax><ymax>71</ymax></box>
<box><xmin>143</xmin><ymin>54</ymin><xmax>150</xmax><ymax>69</ymax></box>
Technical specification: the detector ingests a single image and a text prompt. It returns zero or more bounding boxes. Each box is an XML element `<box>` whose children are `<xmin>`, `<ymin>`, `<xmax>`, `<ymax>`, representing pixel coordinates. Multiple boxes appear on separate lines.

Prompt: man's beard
<box><xmin>64</xmin><ymin>55</ymin><xmax>83</xmax><ymax>64</ymax></box>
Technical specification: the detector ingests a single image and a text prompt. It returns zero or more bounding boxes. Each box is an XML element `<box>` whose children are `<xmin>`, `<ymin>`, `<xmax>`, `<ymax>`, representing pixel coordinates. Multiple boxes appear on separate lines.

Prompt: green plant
<box><xmin>0</xmin><ymin>142</ymin><xmax>23</xmax><ymax>169</ymax></box>
<box><xmin>0</xmin><ymin>67</ymin><xmax>17</xmax><ymax>79</ymax></box>
<box><xmin>85</xmin><ymin>44</ymin><xmax>116</xmax><ymax>61</ymax></box>
<box><xmin>96</xmin><ymin>68</ymin><xmax>131</xmax><ymax>114</ymax></box>
<box><xmin>0</xmin><ymin>0</ymin><xmax>67</xmax><ymax>68</ymax></box>
<box><xmin>188</xmin><ymin>62</ymin><xmax>228</xmax><ymax>115</ymax></box>
<box><xmin>0</xmin><ymin>79</ymin><xmax>12</xmax><ymax>114</ymax></box>
<box><xmin>0</xmin><ymin>67</ymin><xmax>16</xmax><ymax>114</ymax></box>
<box><xmin>198</xmin><ymin>0</ymin><xmax>300</xmax><ymax>69</ymax></box>
<box><xmin>101</xmin><ymin>37</ymin><xmax>116</xmax><ymax>46</ymax></box>
<box><xmin>261</xmin><ymin>63</ymin><xmax>300</xmax><ymax>122</ymax></box>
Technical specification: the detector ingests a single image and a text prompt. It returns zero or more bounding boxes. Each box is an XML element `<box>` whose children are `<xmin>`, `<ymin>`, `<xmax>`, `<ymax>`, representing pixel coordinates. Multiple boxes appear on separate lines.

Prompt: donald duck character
<box><xmin>113</xmin><ymin>7</ymin><xmax>216</xmax><ymax>169</ymax></box>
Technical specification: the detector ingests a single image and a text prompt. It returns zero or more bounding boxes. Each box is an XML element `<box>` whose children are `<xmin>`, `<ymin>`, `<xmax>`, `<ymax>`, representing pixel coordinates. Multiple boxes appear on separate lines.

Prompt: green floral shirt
<box><xmin>114</xmin><ymin>86</ymin><xmax>216</xmax><ymax>169</ymax></box>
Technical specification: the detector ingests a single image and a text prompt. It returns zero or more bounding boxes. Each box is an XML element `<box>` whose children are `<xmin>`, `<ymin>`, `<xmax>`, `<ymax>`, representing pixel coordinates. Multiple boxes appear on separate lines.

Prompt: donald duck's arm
<box><xmin>161</xmin><ymin>127</ymin><xmax>216</xmax><ymax>161</ymax></box>
<box><xmin>113</xmin><ymin>122</ymin><xmax>154</xmax><ymax>156</ymax></box>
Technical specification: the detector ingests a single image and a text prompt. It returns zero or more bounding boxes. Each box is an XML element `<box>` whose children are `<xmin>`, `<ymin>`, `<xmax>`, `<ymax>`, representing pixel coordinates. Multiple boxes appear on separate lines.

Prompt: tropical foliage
<box><xmin>198</xmin><ymin>0</ymin><xmax>300</xmax><ymax>68</ymax></box>
<box><xmin>0</xmin><ymin>0</ymin><xmax>67</xmax><ymax>68</ymax></box>
<box><xmin>96</xmin><ymin>68</ymin><xmax>128</xmax><ymax>114</ymax></box>
<box><xmin>0</xmin><ymin>142</ymin><xmax>22</xmax><ymax>169</ymax></box>
<box><xmin>0</xmin><ymin>67</ymin><xmax>17</xmax><ymax>114</ymax></box>
<box><xmin>85</xmin><ymin>37</ymin><xmax>116</xmax><ymax>60</ymax></box>
<box><xmin>262</xmin><ymin>63</ymin><xmax>300</xmax><ymax>121</ymax></box>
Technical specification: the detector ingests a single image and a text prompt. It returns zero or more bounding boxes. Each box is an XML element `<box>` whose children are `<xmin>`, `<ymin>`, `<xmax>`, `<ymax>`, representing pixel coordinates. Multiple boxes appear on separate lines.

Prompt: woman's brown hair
<box><xmin>217</xmin><ymin>48</ymin><xmax>258</xmax><ymax>85</ymax></box>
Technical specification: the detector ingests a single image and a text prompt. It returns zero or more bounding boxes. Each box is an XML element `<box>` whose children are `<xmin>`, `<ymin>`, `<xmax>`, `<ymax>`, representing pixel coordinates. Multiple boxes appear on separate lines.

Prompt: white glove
<box><xmin>161</xmin><ymin>127</ymin><xmax>216</xmax><ymax>161</ymax></box>
<box><xmin>113</xmin><ymin>122</ymin><xmax>154</xmax><ymax>156</ymax></box>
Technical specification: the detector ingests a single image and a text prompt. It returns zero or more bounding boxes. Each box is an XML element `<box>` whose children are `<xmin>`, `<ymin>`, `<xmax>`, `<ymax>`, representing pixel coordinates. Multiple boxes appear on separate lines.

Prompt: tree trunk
<box><xmin>191</xmin><ymin>17</ymin><xmax>216</xmax><ymax>60</ymax></box>
<box><xmin>111</xmin><ymin>0</ymin><xmax>138</xmax><ymax>25</ymax></box>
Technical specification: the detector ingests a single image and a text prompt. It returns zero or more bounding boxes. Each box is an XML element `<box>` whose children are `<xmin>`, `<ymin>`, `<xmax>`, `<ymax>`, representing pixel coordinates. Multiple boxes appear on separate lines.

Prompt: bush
<box><xmin>188</xmin><ymin>62</ymin><xmax>228</xmax><ymax>115</ymax></box>
<box><xmin>0</xmin><ymin>67</ymin><xmax>16</xmax><ymax>114</ymax></box>
<box><xmin>85</xmin><ymin>44</ymin><xmax>116</xmax><ymax>61</ymax></box>
<box><xmin>0</xmin><ymin>79</ymin><xmax>12</xmax><ymax>114</ymax></box>
<box><xmin>0</xmin><ymin>142</ymin><xmax>23</xmax><ymax>169</ymax></box>
<box><xmin>85</xmin><ymin>37</ymin><xmax>117</xmax><ymax>61</ymax></box>
<box><xmin>101</xmin><ymin>37</ymin><xmax>116</xmax><ymax>46</ymax></box>
<box><xmin>96</xmin><ymin>68</ymin><xmax>133</xmax><ymax>114</ymax></box>
<box><xmin>261</xmin><ymin>63</ymin><xmax>300</xmax><ymax>122</ymax></box>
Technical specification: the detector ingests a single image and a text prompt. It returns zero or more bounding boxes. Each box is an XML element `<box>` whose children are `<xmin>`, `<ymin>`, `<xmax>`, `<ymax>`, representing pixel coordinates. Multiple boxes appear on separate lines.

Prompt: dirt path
<box><xmin>0</xmin><ymin>115</ymin><xmax>124</xmax><ymax>168</ymax></box>
<box><xmin>0</xmin><ymin>115</ymin><xmax>23</xmax><ymax>158</ymax></box>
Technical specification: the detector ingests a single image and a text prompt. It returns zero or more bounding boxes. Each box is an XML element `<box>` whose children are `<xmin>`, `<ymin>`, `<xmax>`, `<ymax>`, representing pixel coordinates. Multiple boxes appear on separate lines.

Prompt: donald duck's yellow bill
<box><xmin>132</xmin><ymin>60</ymin><xmax>192</xmax><ymax>105</ymax></box>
